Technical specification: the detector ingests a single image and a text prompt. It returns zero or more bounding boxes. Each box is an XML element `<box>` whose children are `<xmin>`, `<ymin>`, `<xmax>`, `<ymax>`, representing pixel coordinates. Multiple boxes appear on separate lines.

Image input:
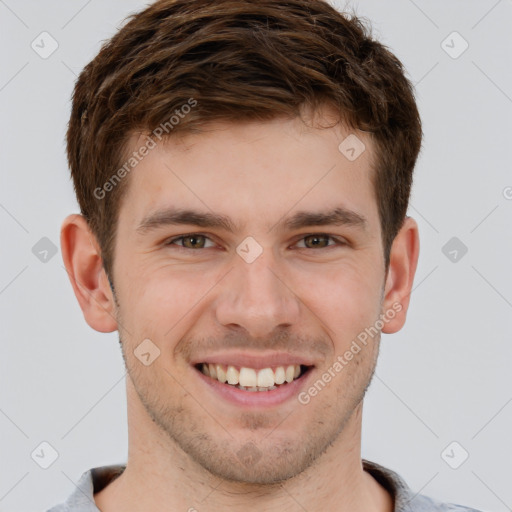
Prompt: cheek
<box><xmin>118</xmin><ymin>261</ymin><xmax>216</xmax><ymax>334</ymax></box>
<box><xmin>294</xmin><ymin>263</ymin><xmax>383</xmax><ymax>340</ymax></box>
<box><xmin>117</xmin><ymin>247</ymin><xmax>384</xmax><ymax>344</ymax></box>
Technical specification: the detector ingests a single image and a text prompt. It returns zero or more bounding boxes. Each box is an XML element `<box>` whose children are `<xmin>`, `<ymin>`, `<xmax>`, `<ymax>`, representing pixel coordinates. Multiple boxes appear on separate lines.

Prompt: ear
<box><xmin>381</xmin><ymin>216</ymin><xmax>420</xmax><ymax>334</ymax></box>
<box><xmin>60</xmin><ymin>214</ymin><xmax>118</xmax><ymax>333</ymax></box>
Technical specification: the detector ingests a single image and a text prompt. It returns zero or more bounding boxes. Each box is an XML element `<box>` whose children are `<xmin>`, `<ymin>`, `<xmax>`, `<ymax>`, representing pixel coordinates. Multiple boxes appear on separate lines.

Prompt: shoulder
<box><xmin>362</xmin><ymin>459</ymin><xmax>484</xmax><ymax>512</ymax></box>
<box><xmin>46</xmin><ymin>504</ymin><xmax>72</xmax><ymax>512</ymax></box>
<box><xmin>406</xmin><ymin>492</ymin><xmax>484</xmax><ymax>511</ymax></box>
<box><xmin>45</xmin><ymin>465</ymin><xmax>125</xmax><ymax>512</ymax></box>
<box><xmin>45</xmin><ymin>467</ymin><xmax>95</xmax><ymax>511</ymax></box>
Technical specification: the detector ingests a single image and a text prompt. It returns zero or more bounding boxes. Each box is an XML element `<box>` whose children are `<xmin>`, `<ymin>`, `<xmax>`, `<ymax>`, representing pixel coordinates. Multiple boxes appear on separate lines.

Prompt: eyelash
<box><xmin>165</xmin><ymin>233</ymin><xmax>346</xmax><ymax>251</ymax></box>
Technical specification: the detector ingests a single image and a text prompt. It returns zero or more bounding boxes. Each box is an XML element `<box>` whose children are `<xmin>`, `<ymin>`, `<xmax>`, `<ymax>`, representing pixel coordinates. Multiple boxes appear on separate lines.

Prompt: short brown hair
<box><xmin>66</xmin><ymin>0</ymin><xmax>422</xmax><ymax>278</ymax></box>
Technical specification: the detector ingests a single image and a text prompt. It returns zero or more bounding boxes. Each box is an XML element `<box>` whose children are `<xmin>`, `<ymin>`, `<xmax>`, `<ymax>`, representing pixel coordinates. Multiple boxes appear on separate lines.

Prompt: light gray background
<box><xmin>1</xmin><ymin>1</ymin><xmax>511</xmax><ymax>511</ymax></box>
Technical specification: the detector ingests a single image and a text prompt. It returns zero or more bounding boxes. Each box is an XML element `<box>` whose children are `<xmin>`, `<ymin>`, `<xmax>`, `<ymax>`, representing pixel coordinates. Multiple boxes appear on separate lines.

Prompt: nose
<box><xmin>214</xmin><ymin>247</ymin><xmax>301</xmax><ymax>339</ymax></box>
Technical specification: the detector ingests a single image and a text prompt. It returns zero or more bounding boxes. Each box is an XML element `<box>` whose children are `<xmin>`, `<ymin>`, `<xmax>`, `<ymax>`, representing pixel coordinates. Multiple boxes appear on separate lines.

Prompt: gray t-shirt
<box><xmin>46</xmin><ymin>459</ymin><xmax>483</xmax><ymax>511</ymax></box>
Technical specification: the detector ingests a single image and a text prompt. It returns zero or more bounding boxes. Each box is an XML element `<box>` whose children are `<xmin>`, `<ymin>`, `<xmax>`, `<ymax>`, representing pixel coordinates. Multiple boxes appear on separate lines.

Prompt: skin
<box><xmin>61</xmin><ymin>105</ymin><xmax>419</xmax><ymax>512</ymax></box>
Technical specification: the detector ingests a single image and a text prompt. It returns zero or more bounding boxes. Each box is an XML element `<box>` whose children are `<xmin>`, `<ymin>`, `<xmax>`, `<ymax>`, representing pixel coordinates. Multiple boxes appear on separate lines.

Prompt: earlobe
<box><xmin>60</xmin><ymin>214</ymin><xmax>118</xmax><ymax>333</ymax></box>
<box><xmin>381</xmin><ymin>216</ymin><xmax>420</xmax><ymax>334</ymax></box>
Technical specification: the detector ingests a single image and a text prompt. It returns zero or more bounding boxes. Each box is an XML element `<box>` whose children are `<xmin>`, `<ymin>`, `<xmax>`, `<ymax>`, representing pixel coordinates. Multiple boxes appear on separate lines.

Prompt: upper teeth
<box><xmin>201</xmin><ymin>363</ymin><xmax>302</xmax><ymax>388</ymax></box>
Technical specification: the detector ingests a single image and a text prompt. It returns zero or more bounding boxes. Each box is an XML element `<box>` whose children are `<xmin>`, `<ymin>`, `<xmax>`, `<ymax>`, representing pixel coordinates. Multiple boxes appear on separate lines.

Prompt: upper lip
<box><xmin>190</xmin><ymin>351</ymin><xmax>316</xmax><ymax>370</ymax></box>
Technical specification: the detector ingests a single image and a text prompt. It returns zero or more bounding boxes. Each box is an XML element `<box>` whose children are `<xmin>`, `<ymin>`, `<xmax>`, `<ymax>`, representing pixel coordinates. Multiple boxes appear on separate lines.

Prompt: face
<box><xmin>110</xmin><ymin>109</ymin><xmax>388</xmax><ymax>484</ymax></box>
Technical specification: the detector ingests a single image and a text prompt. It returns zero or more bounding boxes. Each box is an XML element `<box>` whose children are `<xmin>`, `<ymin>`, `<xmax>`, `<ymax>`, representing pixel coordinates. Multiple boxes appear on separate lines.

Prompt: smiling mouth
<box><xmin>195</xmin><ymin>363</ymin><xmax>312</xmax><ymax>391</ymax></box>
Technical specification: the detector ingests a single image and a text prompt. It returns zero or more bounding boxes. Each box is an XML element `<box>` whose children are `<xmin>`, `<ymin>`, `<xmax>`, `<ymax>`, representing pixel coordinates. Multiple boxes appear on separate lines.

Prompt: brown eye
<box><xmin>182</xmin><ymin>235</ymin><xmax>206</xmax><ymax>249</ymax></box>
<box><xmin>168</xmin><ymin>234</ymin><xmax>215</xmax><ymax>249</ymax></box>
<box><xmin>299</xmin><ymin>234</ymin><xmax>335</xmax><ymax>249</ymax></box>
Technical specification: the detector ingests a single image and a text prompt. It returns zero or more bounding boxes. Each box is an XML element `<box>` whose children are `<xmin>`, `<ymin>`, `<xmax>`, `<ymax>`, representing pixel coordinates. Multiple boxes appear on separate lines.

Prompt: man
<box><xmin>49</xmin><ymin>0</ymin><xmax>482</xmax><ymax>510</ymax></box>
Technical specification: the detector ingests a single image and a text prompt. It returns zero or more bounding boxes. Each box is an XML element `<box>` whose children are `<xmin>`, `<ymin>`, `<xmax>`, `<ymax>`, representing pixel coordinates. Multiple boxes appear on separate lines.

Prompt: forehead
<box><xmin>117</xmin><ymin>112</ymin><xmax>378</xmax><ymax>232</ymax></box>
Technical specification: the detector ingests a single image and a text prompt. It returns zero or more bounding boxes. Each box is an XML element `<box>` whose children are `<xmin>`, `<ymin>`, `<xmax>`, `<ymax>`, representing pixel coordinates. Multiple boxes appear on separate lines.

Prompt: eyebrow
<box><xmin>280</xmin><ymin>208</ymin><xmax>366</xmax><ymax>232</ymax></box>
<box><xmin>136</xmin><ymin>206</ymin><xmax>367</xmax><ymax>234</ymax></box>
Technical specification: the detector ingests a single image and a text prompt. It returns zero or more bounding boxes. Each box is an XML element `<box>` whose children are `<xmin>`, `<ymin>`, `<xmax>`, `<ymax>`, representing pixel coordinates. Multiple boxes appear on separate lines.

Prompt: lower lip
<box><xmin>195</xmin><ymin>367</ymin><xmax>313</xmax><ymax>408</ymax></box>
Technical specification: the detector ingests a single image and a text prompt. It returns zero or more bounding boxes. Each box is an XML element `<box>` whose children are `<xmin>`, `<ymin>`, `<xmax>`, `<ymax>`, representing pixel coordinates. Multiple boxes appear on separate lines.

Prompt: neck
<box><xmin>94</xmin><ymin>380</ymin><xmax>393</xmax><ymax>512</ymax></box>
